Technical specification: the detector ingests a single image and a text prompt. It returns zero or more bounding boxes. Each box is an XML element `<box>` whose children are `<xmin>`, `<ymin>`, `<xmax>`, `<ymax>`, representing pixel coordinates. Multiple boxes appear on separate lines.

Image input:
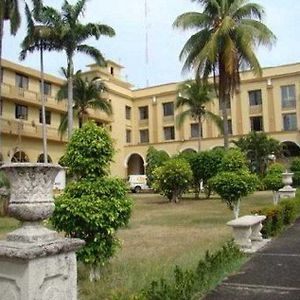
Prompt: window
<box><xmin>164</xmin><ymin>126</ymin><xmax>175</xmax><ymax>140</ymax></box>
<box><xmin>110</xmin><ymin>67</ymin><xmax>114</xmax><ymax>75</ymax></box>
<box><xmin>191</xmin><ymin>123</ymin><xmax>203</xmax><ymax>138</ymax></box>
<box><xmin>249</xmin><ymin>90</ymin><xmax>262</xmax><ymax>106</ymax></box>
<box><xmin>250</xmin><ymin>116</ymin><xmax>263</xmax><ymax>132</ymax></box>
<box><xmin>139</xmin><ymin>106</ymin><xmax>148</xmax><ymax>120</ymax></box>
<box><xmin>140</xmin><ymin>129</ymin><xmax>149</xmax><ymax>143</ymax></box>
<box><xmin>228</xmin><ymin>119</ymin><xmax>233</xmax><ymax>135</ymax></box>
<box><xmin>40</xmin><ymin>81</ymin><xmax>52</xmax><ymax>96</ymax></box>
<box><xmin>283</xmin><ymin>113</ymin><xmax>297</xmax><ymax>131</ymax></box>
<box><xmin>0</xmin><ymin>99</ymin><xmax>2</xmax><ymax>116</ymax></box>
<box><xmin>15</xmin><ymin>73</ymin><xmax>29</xmax><ymax>89</ymax></box>
<box><xmin>15</xmin><ymin>104</ymin><xmax>28</xmax><ymax>120</ymax></box>
<box><xmin>39</xmin><ymin>109</ymin><xmax>51</xmax><ymax>125</ymax></box>
<box><xmin>125</xmin><ymin>106</ymin><xmax>131</xmax><ymax>120</ymax></box>
<box><xmin>126</xmin><ymin>129</ymin><xmax>131</xmax><ymax>143</ymax></box>
<box><xmin>1</xmin><ymin>68</ymin><xmax>4</xmax><ymax>83</ymax></box>
<box><xmin>281</xmin><ymin>85</ymin><xmax>296</xmax><ymax>108</ymax></box>
<box><xmin>163</xmin><ymin>102</ymin><xmax>174</xmax><ymax>116</ymax></box>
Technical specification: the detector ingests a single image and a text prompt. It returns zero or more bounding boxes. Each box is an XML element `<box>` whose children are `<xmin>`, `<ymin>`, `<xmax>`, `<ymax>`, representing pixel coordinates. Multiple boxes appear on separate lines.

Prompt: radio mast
<box><xmin>144</xmin><ymin>0</ymin><xmax>149</xmax><ymax>87</ymax></box>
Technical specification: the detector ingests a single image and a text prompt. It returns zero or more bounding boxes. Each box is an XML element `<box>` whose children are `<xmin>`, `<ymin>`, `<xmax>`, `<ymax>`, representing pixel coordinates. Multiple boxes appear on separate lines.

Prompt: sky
<box><xmin>2</xmin><ymin>0</ymin><xmax>300</xmax><ymax>89</ymax></box>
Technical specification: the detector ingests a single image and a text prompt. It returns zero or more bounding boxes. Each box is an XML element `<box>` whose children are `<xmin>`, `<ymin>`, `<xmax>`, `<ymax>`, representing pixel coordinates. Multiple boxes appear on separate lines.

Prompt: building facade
<box><xmin>1</xmin><ymin>58</ymin><xmax>300</xmax><ymax>178</ymax></box>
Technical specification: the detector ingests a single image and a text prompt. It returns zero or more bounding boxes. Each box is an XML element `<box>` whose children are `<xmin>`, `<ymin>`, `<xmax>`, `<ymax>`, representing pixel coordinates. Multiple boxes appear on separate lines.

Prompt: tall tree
<box><xmin>31</xmin><ymin>0</ymin><xmax>115</xmax><ymax>140</ymax></box>
<box><xmin>176</xmin><ymin>80</ymin><xmax>222</xmax><ymax>151</ymax></box>
<box><xmin>57</xmin><ymin>71</ymin><xmax>112</xmax><ymax>132</ymax></box>
<box><xmin>174</xmin><ymin>0</ymin><xmax>276</xmax><ymax>148</ymax></box>
<box><xmin>20</xmin><ymin>2</ymin><xmax>50</xmax><ymax>162</ymax></box>
<box><xmin>233</xmin><ymin>131</ymin><xmax>282</xmax><ymax>175</ymax></box>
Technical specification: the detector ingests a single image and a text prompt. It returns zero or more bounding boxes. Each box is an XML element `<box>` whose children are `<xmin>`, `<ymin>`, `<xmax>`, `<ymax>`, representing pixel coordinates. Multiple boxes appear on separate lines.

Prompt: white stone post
<box><xmin>0</xmin><ymin>163</ymin><xmax>84</xmax><ymax>300</ymax></box>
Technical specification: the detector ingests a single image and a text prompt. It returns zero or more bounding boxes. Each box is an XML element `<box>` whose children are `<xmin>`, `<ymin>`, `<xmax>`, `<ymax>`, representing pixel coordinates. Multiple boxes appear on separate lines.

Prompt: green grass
<box><xmin>78</xmin><ymin>191</ymin><xmax>272</xmax><ymax>299</ymax></box>
<box><xmin>0</xmin><ymin>191</ymin><xmax>273</xmax><ymax>299</ymax></box>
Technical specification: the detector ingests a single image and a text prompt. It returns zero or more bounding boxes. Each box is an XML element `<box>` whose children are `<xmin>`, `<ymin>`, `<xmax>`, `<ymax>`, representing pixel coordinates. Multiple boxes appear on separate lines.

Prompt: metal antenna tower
<box><xmin>144</xmin><ymin>0</ymin><xmax>149</xmax><ymax>87</ymax></box>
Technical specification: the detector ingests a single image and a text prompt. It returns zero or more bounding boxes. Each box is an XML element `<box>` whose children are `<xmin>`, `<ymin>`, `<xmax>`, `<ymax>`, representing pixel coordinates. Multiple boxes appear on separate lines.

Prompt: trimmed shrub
<box><xmin>209</xmin><ymin>171</ymin><xmax>258</xmax><ymax>218</ymax></box>
<box><xmin>220</xmin><ymin>148</ymin><xmax>248</xmax><ymax>173</ymax></box>
<box><xmin>252</xmin><ymin>196</ymin><xmax>300</xmax><ymax>238</ymax></box>
<box><xmin>290</xmin><ymin>158</ymin><xmax>300</xmax><ymax>172</ymax></box>
<box><xmin>153</xmin><ymin>158</ymin><xmax>193</xmax><ymax>203</ymax></box>
<box><xmin>52</xmin><ymin>178</ymin><xmax>132</xmax><ymax>267</ymax></box>
<box><xmin>267</xmin><ymin>163</ymin><xmax>285</xmax><ymax>174</ymax></box>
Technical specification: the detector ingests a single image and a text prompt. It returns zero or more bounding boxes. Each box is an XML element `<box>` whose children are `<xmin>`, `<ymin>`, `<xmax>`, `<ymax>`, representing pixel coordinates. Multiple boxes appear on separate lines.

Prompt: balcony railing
<box><xmin>0</xmin><ymin>117</ymin><xmax>67</xmax><ymax>142</ymax></box>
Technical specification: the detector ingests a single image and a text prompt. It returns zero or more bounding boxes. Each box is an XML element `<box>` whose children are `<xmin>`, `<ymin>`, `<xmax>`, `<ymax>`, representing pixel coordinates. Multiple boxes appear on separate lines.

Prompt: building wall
<box><xmin>1</xmin><ymin>59</ymin><xmax>300</xmax><ymax>178</ymax></box>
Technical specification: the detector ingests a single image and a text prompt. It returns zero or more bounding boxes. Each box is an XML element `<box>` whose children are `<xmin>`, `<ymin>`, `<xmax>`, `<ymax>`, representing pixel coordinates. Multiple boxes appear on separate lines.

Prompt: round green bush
<box><xmin>153</xmin><ymin>158</ymin><xmax>193</xmax><ymax>202</ymax></box>
<box><xmin>52</xmin><ymin>178</ymin><xmax>132</xmax><ymax>266</ymax></box>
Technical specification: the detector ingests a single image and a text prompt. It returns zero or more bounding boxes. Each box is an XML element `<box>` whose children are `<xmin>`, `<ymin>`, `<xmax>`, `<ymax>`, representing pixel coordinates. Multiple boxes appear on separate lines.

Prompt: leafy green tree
<box><xmin>145</xmin><ymin>146</ymin><xmax>170</xmax><ymax>187</ymax></box>
<box><xmin>220</xmin><ymin>148</ymin><xmax>248</xmax><ymax>173</ymax></box>
<box><xmin>176</xmin><ymin>81</ymin><xmax>222</xmax><ymax>151</ymax></box>
<box><xmin>31</xmin><ymin>0</ymin><xmax>115</xmax><ymax>140</ymax></box>
<box><xmin>174</xmin><ymin>0</ymin><xmax>276</xmax><ymax>149</ymax></box>
<box><xmin>60</xmin><ymin>121</ymin><xmax>114</xmax><ymax>179</ymax></box>
<box><xmin>233</xmin><ymin>132</ymin><xmax>282</xmax><ymax>175</ymax></box>
<box><xmin>153</xmin><ymin>158</ymin><xmax>192</xmax><ymax>203</ymax></box>
<box><xmin>184</xmin><ymin>149</ymin><xmax>225</xmax><ymax>198</ymax></box>
<box><xmin>263</xmin><ymin>163</ymin><xmax>284</xmax><ymax>204</ymax></box>
<box><xmin>290</xmin><ymin>158</ymin><xmax>300</xmax><ymax>186</ymax></box>
<box><xmin>57</xmin><ymin>71</ymin><xmax>112</xmax><ymax>131</ymax></box>
<box><xmin>52</xmin><ymin>121</ymin><xmax>132</xmax><ymax>280</ymax></box>
<box><xmin>209</xmin><ymin>148</ymin><xmax>258</xmax><ymax>218</ymax></box>
<box><xmin>209</xmin><ymin>171</ymin><xmax>258</xmax><ymax>218</ymax></box>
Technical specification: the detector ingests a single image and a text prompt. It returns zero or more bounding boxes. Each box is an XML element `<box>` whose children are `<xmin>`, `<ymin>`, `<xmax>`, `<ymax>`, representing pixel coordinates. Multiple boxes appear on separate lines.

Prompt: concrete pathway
<box><xmin>205</xmin><ymin>218</ymin><xmax>300</xmax><ymax>300</ymax></box>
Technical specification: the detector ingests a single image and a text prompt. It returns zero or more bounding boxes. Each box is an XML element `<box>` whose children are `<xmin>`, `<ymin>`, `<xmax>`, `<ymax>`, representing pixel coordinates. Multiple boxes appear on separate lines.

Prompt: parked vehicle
<box><xmin>128</xmin><ymin>175</ymin><xmax>149</xmax><ymax>193</ymax></box>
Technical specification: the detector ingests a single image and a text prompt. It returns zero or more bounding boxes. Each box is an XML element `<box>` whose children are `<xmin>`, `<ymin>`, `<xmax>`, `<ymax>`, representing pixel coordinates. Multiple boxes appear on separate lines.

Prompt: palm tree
<box><xmin>174</xmin><ymin>0</ymin><xmax>276</xmax><ymax>149</ymax></box>
<box><xmin>20</xmin><ymin>3</ymin><xmax>51</xmax><ymax>162</ymax></box>
<box><xmin>57</xmin><ymin>71</ymin><xmax>112</xmax><ymax>133</ymax></box>
<box><xmin>33</xmin><ymin>0</ymin><xmax>115</xmax><ymax>140</ymax></box>
<box><xmin>176</xmin><ymin>80</ymin><xmax>222</xmax><ymax>151</ymax></box>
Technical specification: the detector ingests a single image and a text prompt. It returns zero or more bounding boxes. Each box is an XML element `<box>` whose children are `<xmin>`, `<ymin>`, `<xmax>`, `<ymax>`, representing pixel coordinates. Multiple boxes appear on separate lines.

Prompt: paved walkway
<box><xmin>205</xmin><ymin>218</ymin><xmax>300</xmax><ymax>300</ymax></box>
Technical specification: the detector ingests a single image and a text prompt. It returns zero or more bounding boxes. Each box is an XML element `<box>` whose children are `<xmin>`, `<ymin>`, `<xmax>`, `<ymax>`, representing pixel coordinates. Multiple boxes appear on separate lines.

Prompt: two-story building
<box><xmin>1</xmin><ymin>58</ymin><xmax>300</xmax><ymax>178</ymax></box>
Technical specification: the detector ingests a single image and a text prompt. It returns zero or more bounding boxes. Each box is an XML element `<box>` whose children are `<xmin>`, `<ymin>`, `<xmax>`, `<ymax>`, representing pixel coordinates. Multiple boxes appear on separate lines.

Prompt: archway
<box><xmin>11</xmin><ymin>151</ymin><xmax>30</xmax><ymax>162</ymax></box>
<box><xmin>126</xmin><ymin>153</ymin><xmax>145</xmax><ymax>176</ymax></box>
<box><xmin>37</xmin><ymin>153</ymin><xmax>53</xmax><ymax>163</ymax></box>
<box><xmin>181</xmin><ymin>148</ymin><xmax>197</xmax><ymax>154</ymax></box>
<box><xmin>281</xmin><ymin>141</ymin><xmax>300</xmax><ymax>158</ymax></box>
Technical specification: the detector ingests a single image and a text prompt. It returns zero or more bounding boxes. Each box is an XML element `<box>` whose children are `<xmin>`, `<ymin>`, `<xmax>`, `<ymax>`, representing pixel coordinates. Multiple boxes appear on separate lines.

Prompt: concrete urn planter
<box><xmin>1</xmin><ymin>163</ymin><xmax>62</xmax><ymax>242</ymax></box>
<box><xmin>0</xmin><ymin>163</ymin><xmax>84</xmax><ymax>300</ymax></box>
<box><xmin>278</xmin><ymin>172</ymin><xmax>296</xmax><ymax>199</ymax></box>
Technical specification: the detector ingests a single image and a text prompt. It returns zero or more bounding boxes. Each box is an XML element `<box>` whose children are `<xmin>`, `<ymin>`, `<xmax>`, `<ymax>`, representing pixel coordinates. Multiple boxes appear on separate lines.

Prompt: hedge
<box><xmin>252</xmin><ymin>195</ymin><xmax>300</xmax><ymax>238</ymax></box>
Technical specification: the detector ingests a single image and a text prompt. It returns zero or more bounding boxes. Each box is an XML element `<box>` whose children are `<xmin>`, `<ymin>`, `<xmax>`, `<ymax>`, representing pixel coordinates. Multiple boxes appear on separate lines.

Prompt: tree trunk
<box><xmin>273</xmin><ymin>191</ymin><xmax>279</xmax><ymax>205</ymax></box>
<box><xmin>172</xmin><ymin>191</ymin><xmax>179</xmax><ymax>203</ymax></box>
<box><xmin>40</xmin><ymin>40</ymin><xmax>48</xmax><ymax>163</ymax></box>
<box><xmin>78</xmin><ymin>115</ymin><xmax>83</xmax><ymax>129</ymax></box>
<box><xmin>0</xmin><ymin>18</ymin><xmax>4</xmax><ymax>153</ymax></box>
<box><xmin>218</xmin><ymin>59</ymin><xmax>229</xmax><ymax>149</ymax></box>
<box><xmin>89</xmin><ymin>265</ymin><xmax>100</xmax><ymax>282</ymax></box>
<box><xmin>233</xmin><ymin>199</ymin><xmax>240</xmax><ymax>219</ymax></box>
<box><xmin>198</xmin><ymin>117</ymin><xmax>202</xmax><ymax>152</ymax></box>
<box><xmin>67</xmin><ymin>56</ymin><xmax>74</xmax><ymax>141</ymax></box>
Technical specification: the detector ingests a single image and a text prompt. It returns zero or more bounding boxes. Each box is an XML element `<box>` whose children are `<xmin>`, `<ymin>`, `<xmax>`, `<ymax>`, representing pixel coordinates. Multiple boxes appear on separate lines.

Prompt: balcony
<box><xmin>249</xmin><ymin>105</ymin><xmax>262</xmax><ymax>115</ymax></box>
<box><xmin>1</xmin><ymin>83</ymin><xmax>67</xmax><ymax>112</ymax></box>
<box><xmin>0</xmin><ymin>117</ymin><xmax>67</xmax><ymax>142</ymax></box>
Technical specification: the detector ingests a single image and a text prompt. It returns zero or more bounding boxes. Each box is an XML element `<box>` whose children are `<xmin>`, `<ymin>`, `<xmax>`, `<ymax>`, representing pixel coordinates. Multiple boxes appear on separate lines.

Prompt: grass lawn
<box><xmin>78</xmin><ymin>191</ymin><xmax>273</xmax><ymax>299</ymax></box>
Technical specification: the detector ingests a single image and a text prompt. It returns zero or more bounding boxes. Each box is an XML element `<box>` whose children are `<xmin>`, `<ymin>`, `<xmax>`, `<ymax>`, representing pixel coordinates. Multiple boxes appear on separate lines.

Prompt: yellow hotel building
<box><xmin>1</xmin><ymin>58</ymin><xmax>300</xmax><ymax>178</ymax></box>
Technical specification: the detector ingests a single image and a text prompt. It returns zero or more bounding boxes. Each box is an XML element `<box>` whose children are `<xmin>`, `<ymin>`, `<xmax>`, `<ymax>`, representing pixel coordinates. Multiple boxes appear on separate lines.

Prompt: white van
<box><xmin>128</xmin><ymin>175</ymin><xmax>149</xmax><ymax>193</ymax></box>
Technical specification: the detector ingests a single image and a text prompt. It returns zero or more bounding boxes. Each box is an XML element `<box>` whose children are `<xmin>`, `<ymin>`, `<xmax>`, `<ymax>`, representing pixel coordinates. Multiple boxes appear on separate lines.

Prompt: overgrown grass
<box><xmin>0</xmin><ymin>191</ymin><xmax>273</xmax><ymax>299</ymax></box>
<box><xmin>78</xmin><ymin>191</ymin><xmax>272</xmax><ymax>299</ymax></box>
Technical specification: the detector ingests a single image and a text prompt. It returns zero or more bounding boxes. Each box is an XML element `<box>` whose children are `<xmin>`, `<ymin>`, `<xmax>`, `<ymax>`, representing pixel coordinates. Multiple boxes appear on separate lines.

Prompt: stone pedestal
<box><xmin>0</xmin><ymin>163</ymin><xmax>84</xmax><ymax>300</ymax></box>
<box><xmin>278</xmin><ymin>172</ymin><xmax>296</xmax><ymax>199</ymax></box>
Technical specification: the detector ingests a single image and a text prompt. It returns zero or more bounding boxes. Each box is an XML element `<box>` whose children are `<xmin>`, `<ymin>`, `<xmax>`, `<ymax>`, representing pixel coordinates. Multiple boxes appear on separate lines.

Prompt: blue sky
<box><xmin>3</xmin><ymin>0</ymin><xmax>300</xmax><ymax>88</ymax></box>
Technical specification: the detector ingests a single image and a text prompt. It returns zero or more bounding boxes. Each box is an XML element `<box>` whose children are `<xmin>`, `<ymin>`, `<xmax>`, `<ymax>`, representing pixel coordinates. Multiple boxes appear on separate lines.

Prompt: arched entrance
<box><xmin>281</xmin><ymin>141</ymin><xmax>300</xmax><ymax>158</ymax></box>
<box><xmin>126</xmin><ymin>153</ymin><xmax>145</xmax><ymax>176</ymax></box>
<box><xmin>181</xmin><ymin>148</ymin><xmax>197</xmax><ymax>154</ymax></box>
<box><xmin>11</xmin><ymin>151</ymin><xmax>30</xmax><ymax>162</ymax></box>
<box><xmin>37</xmin><ymin>153</ymin><xmax>53</xmax><ymax>163</ymax></box>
